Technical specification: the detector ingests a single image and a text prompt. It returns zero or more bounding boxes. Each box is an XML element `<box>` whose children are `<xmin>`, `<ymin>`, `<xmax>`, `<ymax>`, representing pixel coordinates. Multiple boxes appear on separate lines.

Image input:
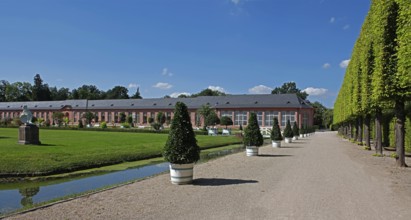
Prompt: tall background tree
<box><xmin>32</xmin><ymin>74</ymin><xmax>51</xmax><ymax>101</ymax></box>
<box><xmin>271</xmin><ymin>82</ymin><xmax>308</xmax><ymax>100</ymax></box>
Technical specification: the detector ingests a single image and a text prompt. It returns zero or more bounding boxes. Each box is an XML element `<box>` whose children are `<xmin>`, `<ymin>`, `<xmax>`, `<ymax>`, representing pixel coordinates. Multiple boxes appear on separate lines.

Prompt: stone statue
<box><xmin>18</xmin><ymin>105</ymin><xmax>40</xmax><ymax>145</ymax></box>
<box><xmin>20</xmin><ymin>105</ymin><xmax>33</xmax><ymax>125</ymax></box>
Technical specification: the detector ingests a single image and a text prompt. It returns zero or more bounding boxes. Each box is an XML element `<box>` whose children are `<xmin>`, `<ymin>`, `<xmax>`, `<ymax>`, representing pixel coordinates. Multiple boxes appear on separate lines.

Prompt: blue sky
<box><xmin>0</xmin><ymin>0</ymin><xmax>371</xmax><ymax>108</ymax></box>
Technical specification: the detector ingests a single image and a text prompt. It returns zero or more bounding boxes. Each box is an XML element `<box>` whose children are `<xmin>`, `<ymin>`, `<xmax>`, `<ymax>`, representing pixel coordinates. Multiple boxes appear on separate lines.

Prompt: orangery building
<box><xmin>0</xmin><ymin>94</ymin><xmax>314</xmax><ymax>129</ymax></box>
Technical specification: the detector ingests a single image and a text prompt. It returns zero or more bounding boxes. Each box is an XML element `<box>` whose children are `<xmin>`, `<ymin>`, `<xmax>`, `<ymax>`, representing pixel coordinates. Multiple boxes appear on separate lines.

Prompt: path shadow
<box><xmin>258</xmin><ymin>154</ymin><xmax>292</xmax><ymax>157</ymax></box>
<box><xmin>193</xmin><ymin>178</ymin><xmax>258</xmax><ymax>186</ymax></box>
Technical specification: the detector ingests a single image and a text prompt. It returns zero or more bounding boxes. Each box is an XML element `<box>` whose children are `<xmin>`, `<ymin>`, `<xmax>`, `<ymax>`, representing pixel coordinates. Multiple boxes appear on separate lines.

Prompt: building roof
<box><xmin>0</xmin><ymin>94</ymin><xmax>312</xmax><ymax>111</ymax></box>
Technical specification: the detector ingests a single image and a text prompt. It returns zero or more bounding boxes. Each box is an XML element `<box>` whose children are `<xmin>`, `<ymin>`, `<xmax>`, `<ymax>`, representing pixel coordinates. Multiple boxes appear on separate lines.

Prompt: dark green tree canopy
<box><xmin>130</xmin><ymin>87</ymin><xmax>142</xmax><ymax>99</ymax></box>
<box><xmin>243</xmin><ymin>112</ymin><xmax>264</xmax><ymax>147</ymax></box>
<box><xmin>270</xmin><ymin>118</ymin><xmax>283</xmax><ymax>141</ymax></box>
<box><xmin>271</xmin><ymin>82</ymin><xmax>308</xmax><ymax>100</ymax></box>
<box><xmin>220</xmin><ymin>116</ymin><xmax>233</xmax><ymax>129</ymax></box>
<box><xmin>163</xmin><ymin>102</ymin><xmax>200</xmax><ymax>164</ymax></box>
<box><xmin>106</xmin><ymin>86</ymin><xmax>129</xmax><ymax>99</ymax></box>
<box><xmin>292</xmin><ymin>121</ymin><xmax>300</xmax><ymax>136</ymax></box>
<box><xmin>191</xmin><ymin>88</ymin><xmax>226</xmax><ymax>97</ymax></box>
<box><xmin>283</xmin><ymin>120</ymin><xmax>294</xmax><ymax>138</ymax></box>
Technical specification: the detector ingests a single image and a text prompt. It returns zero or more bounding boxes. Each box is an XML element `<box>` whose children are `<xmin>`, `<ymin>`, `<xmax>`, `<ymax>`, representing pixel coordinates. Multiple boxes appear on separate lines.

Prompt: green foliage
<box><xmin>52</xmin><ymin>112</ymin><xmax>65</xmax><ymax>127</ymax></box>
<box><xmin>292</xmin><ymin>121</ymin><xmax>299</xmax><ymax>136</ymax></box>
<box><xmin>220</xmin><ymin>116</ymin><xmax>233</xmax><ymax>128</ymax></box>
<box><xmin>205</xmin><ymin>111</ymin><xmax>220</xmax><ymax>126</ymax></box>
<box><xmin>100</xmin><ymin>121</ymin><xmax>107</xmax><ymax>129</ymax></box>
<box><xmin>197</xmin><ymin>104</ymin><xmax>213</xmax><ymax>127</ymax></box>
<box><xmin>271</xmin><ymin>81</ymin><xmax>308</xmax><ymax>100</ymax></box>
<box><xmin>127</xmin><ymin>115</ymin><xmax>133</xmax><ymax>124</ymax></box>
<box><xmin>148</xmin><ymin>117</ymin><xmax>154</xmax><ymax>124</ymax></box>
<box><xmin>283</xmin><ymin>120</ymin><xmax>294</xmax><ymax>138</ymax></box>
<box><xmin>270</xmin><ymin>118</ymin><xmax>283</xmax><ymax>141</ymax></box>
<box><xmin>191</xmin><ymin>88</ymin><xmax>226</xmax><ymax>97</ymax></box>
<box><xmin>119</xmin><ymin>112</ymin><xmax>126</xmax><ymax>123</ymax></box>
<box><xmin>78</xmin><ymin>120</ymin><xmax>84</xmax><ymax>128</ymax></box>
<box><xmin>83</xmin><ymin>111</ymin><xmax>95</xmax><ymax>125</ymax></box>
<box><xmin>163</xmin><ymin>102</ymin><xmax>200</xmax><ymax>164</ymax></box>
<box><xmin>151</xmin><ymin>122</ymin><xmax>162</xmax><ymax>131</ymax></box>
<box><xmin>121</xmin><ymin>122</ymin><xmax>131</xmax><ymax>128</ymax></box>
<box><xmin>243</xmin><ymin>113</ymin><xmax>264</xmax><ymax>146</ymax></box>
<box><xmin>300</xmin><ymin>126</ymin><xmax>306</xmax><ymax>135</ymax></box>
<box><xmin>156</xmin><ymin>112</ymin><xmax>166</xmax><ymax>125</ymax></box>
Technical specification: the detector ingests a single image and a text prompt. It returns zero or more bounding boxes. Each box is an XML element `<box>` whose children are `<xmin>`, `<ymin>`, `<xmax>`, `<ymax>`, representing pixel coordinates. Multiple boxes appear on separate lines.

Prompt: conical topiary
<box><xmin>283</xmin><ymin>120</ymin><xmax>294</xmax><ymax>138</ymax></box>
<box><xmin>292</xmin><ymin>121</ymin><xmax>300</xmax><ymax>136</ymax></box>
<box><xmin>300</xmin><ymin>126</ymin><xmax>306</xmax><ymax>135</ymax></box>
<box><xmin>270</xmin><ymin>118</ymin><xmax>283</xmax><ymax>141</ymax></box>
<box><xmin>163</xmin><ymin>102</ymin><xmax>200</xmax><ymax>164</ymax></box>
<box><xmin>243</xmin><ymin>112</ymin><xmax>264</xmax><ymax>146</ymax></box>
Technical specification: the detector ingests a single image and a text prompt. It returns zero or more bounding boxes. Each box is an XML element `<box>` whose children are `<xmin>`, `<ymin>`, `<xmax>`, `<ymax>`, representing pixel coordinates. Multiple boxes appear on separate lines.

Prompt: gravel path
<box><xmin>6</xmin><ymin>131</ymin><xmax>411</xmax><ymax>220</ymax></box>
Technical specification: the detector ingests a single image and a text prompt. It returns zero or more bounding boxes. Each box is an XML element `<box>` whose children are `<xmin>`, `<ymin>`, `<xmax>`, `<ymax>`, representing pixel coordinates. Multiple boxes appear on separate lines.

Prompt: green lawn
<box><xmin>0</xmin><ymin>128</ymin><xmax>241</xmax><ymax>176</ymax></box>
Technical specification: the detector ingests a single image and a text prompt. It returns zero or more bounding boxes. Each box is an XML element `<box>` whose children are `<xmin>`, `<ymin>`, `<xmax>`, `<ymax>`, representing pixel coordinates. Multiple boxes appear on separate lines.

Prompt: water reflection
<box><xmin>19</xmin><ymin>187</ymin><xmax>40</xmax><ymax>207</ymax></box>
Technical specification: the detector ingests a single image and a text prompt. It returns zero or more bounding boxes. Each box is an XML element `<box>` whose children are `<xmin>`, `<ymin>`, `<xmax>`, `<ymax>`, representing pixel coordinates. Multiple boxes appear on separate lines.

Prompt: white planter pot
<box><xmin>169</xmin><ymin>163</ymin><xmax>194</xmax><ymax>185</ymax></box>
<box><xmin>299</xmin><ymin>134</ymin><xmax>304</xmax><ymax>138</ymax></box>
<box><xmin>285</xmin><ymin>137</ymin><xmax>292</xmax><ymax>143</ymax></box>
<box><xmin>246</xmin><ymin>146</ymin><xmax>258</xmax><ymax>156</ymax></box>
<box><xmin>272</xmin><ymin>140</ymin><xmax>281</xmax><ymax>148</ymax></box>
<box><xmin>293</xmin><ymin>136</ymin><xmax>298</xmax><ymax>141</ymax></box>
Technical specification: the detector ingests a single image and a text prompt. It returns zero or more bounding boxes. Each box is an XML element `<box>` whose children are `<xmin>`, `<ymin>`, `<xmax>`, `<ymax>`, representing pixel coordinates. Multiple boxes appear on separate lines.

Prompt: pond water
<box><xmin>0</xmin><ymin>146</ymin><xmax>244</xmax><ymax>216</ymax></box>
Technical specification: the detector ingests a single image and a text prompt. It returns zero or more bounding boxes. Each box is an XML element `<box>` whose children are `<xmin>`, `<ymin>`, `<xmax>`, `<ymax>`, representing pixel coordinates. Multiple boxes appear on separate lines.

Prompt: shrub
<box><xmin>292</xmin><ymin>121</ymin><xmax>299</xmax><ymax>136</ymax></box>
<box><xmin>121</xmin><ymin>122</ymin><xmax>130</xmax><ymax>128</ymax></box>
<box><xmin>270</xmin><ymin>118</ymin><xmax>283</xmax><ymax>141</ymax></box>
<box><xmin>152</xmin><ymin>122</ymin><xmax>162</xmax><ymax>131</ymax></box>
<box><xmin>163</xmin><ymin>102</ymin><xmax>200</xmax><ymax>164</ymax></box>
<box><xmin>283</xmin><ymin>120</ymin><xmax>294</xmax><ymax>138</ymax></box>
<box><xmin>78</xmin><ymin>120</ymin><xmax>84</xmax><ymax>128</ymax></box>
<box><xmin>300</xmin><ymin>126</ymin><xmax>306</xmax><ymax>135</ymax></box>
<box><xmin>243</xmin><ymin>112</ymin><xmax>264</xmax><ymax>146</ymax></box>
<box><xmin>101</xmin><ymin>121</ymin><xmax>107</xmax><ymax>129</ymax></box>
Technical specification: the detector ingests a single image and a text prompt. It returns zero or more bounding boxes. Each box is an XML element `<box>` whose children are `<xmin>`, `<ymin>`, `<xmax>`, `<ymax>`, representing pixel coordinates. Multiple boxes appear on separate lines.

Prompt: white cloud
<box><xmin>303</xmin><ymin>87</ymin><xmax>328</xmax><ymax>96</ymax></box>
<box><xmin>231</xmin><ymin>0</ymin><xmax>241</xmax><ymax>5</ymax></box>
<box><xmin>343</xmin><ymin>24</ymin><xmax>350</xmax><ymax>30</ymax></box>
<box><xmin>128</xmin><ymin>83</ymin><xmax>138</xmax><ymax>88</ymax></box>
<box><xmin>170</xmin><ymin>92</ymin><xmax>191</xmax><ymax>98</ymax></box>
<box><xmin>322</xmin><ymin>63</ymin><xmax>331</xmax><ymax>69</ymax></box>
<box><xmin>208</xmin><ymin>86</ymin><xmax>226</xmax><ymax>93</ymax></box>
<box><xmin>339</xmin><ymin>59</ymin><xmax>350</xmax><ymax>68</ymax></box>
<box><xmin>248</xmin><ymin>85</ymin><xmax>273</xmax><ymax>94</ymax></box>
<box><xmin>161</xmin><ymin>68</ymin><xmax>173</xmax><ymax>77</ymax></box>
<box><xmin>330</xmin><ymin>17</ymin><xmax>335</xmax><ymax>23</ymax></box>
<box><xmin>153</xmin><ymin>82</ymin><xmax>173</xmax><ymax>90</ymax></box>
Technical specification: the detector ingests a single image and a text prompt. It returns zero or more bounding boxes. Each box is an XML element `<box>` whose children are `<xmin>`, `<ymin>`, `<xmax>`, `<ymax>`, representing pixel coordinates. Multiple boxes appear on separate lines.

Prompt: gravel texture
<box><xmin>6</xmin><ymin>131</ymin><xmax>411</xmax><ymax>220</ymax></box>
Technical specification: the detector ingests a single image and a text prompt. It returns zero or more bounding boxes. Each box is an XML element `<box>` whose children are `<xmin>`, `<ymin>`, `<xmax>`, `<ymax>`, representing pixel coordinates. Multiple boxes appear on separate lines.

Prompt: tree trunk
<box><xmin>382</xmin><ymin>116</ymin><xmax>391</xmax><ymax>147</ymax></box>
<box><xmin>357</xmin><ymin>116</ymin><xmax>363</xmax><ymax>144</ymax></box>
<box><xmin>354</xmin><ymin>119</ymin><xmax>359</xmax><ymax>142</ymax></box>
<box><xmin>395</xmin><ymin>100</ymin><xmax>407</xmax><ymax>167</ymax></box>
<box><xmin>364</xmin><ymin>114</ymin><xmax>371</xmax><ymax>149</ymax></box>
<box><xmin>375</xmin><ymin>109</ymin><xmax>382</xmax><ymax>155</ymax></box>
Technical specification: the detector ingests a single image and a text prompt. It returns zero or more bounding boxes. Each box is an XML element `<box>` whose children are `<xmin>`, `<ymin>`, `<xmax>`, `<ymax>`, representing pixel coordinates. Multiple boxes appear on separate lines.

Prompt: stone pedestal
<box><xmin>18</xmin><ymin>124</ymin><xmax>41</xmax><ymax>145</ymax></box>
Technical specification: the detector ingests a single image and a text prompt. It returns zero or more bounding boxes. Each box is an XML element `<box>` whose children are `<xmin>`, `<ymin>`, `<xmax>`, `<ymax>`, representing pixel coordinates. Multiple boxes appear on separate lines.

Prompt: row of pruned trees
<box><xmin>334</xmin><ymin>0</ymin><xmax>411</xmax><ymax>167</ymax></box>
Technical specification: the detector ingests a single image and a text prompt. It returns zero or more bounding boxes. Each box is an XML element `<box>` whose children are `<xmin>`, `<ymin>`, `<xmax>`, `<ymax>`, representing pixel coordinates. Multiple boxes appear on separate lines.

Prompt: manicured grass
<box><xmin>0</xmin><ymin>128</ymin><xmax>241</xmax><ymax>176</ymax></box>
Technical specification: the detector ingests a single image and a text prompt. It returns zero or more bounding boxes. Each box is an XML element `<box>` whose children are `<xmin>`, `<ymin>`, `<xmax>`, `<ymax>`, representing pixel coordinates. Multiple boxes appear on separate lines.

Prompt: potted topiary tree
<box><xmin>270</xmin><ymin>118</ymin><xmax>283</xmax><ymax>148</ymax></box>
<box><xmin>163</xmin><ymin>102</ymin><xmax>200</xmax><ymax>184</ymax></box>
<box><xmin>243</xmin><ymin>112</ymin><xmax>264</xmax><ymax>156</ymax></box>
<box><xmin>299</xmin><ymin>126</ymin><xmax>306</xmax><ymax>138</ymax></box>
<box><xmin>283</xmin><ymin>120</ymin><xmax>294</xmax><ymax>143</ymax></box>
<box><xmin>292</xmin><ymin>121</ymin><xmax>299</xmax><ymax>141</ymax></box>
